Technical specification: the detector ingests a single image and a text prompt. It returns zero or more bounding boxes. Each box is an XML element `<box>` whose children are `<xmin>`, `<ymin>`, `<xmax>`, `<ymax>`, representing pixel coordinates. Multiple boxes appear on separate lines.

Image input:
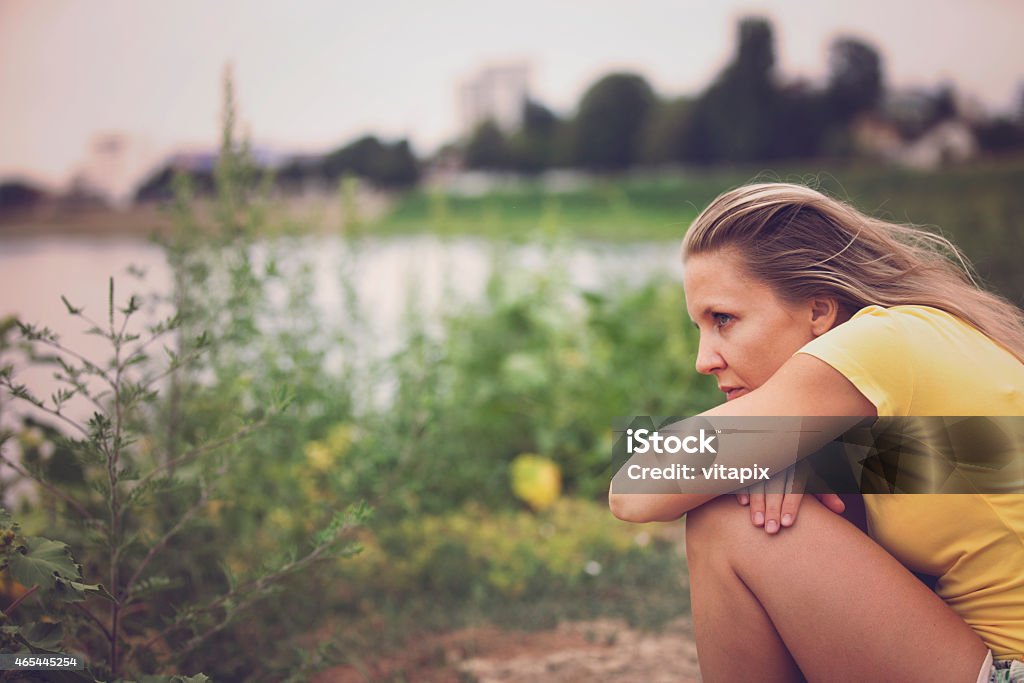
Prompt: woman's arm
<box><xmin>608</xmin><ymin>353</ymin><xmax>876</xmax><ymax>523</ymax></box>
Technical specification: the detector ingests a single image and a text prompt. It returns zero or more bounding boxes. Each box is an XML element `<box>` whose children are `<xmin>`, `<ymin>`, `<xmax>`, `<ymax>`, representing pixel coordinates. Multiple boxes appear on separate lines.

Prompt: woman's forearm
<box><xmin>607</xmin><ymin>481</ymin><xmax>715</xmax><ymax>522</ymax></box>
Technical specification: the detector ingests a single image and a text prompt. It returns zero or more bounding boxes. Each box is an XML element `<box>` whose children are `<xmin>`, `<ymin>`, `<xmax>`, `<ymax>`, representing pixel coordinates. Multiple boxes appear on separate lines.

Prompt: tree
<box><xmin>769</xmin><ymin>81</ymin><xmax>829</xmax><ymax>160</ymax></box>
<box><xmin>509</xmin><ymin>99</ymin><xmax>560</xmax><ymax>173</ymax></box>
<box><xmin>375</xmin><ymin>139</ymin><xmax>419</xmax><ymax>188</ymax></box>
<box><xmin>640</xmin><ymin>98</ymin><xmax>694</xmax><ymax>165</ymax></box>
<box><xmin>826</xmin><ymin>37</ymin><xmax>884</xmax><ymax>123</ymax></box>
<box><xmin>464</xmin><ymin>120</ymin><xmax>513</xmax><ymax>170</ymax></box>
<box><xmin>135</xmin><ymin>165</ymin><xmax>214</xmax><ymax>203</ymax></box>
<box><xmin>683</xmin><ymin>16</ymin><xmax>782</xmax><ymax>163</ymax></box>
<box><xmin>974</xmin><ymin>117</ymin><xmax>1024</xmax><ymax>154</ymax></box>
<box><xmin>321</xmin><ymin>135</ymin><xmax>419</xmax><ymax>187</ymax></box>
<box><xmin>0</xmin><ymin>179</ymin><xmax>46</xmax><ymax>212</ymax></box>
<box><xmin>572</xmin><ymin>73</ymin><xmax>655</xmax><ymax>171</ymax></box>
<box><xmin>522</xmin><ymin>99</ymin><xmax>558</xmax><ymax>135</ymax></box>
<box><xmin>734</xmin><ymin>16</ymin><xmax>775</xmax><ymax>81</ymax></box>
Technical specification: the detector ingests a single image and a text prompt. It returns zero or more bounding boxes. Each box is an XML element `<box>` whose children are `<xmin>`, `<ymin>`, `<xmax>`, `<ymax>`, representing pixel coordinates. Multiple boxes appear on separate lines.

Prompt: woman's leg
<box><xmin>685</xmin><ymin>495</ymin><xmax>987</xmax><ymax>683</ymax></box>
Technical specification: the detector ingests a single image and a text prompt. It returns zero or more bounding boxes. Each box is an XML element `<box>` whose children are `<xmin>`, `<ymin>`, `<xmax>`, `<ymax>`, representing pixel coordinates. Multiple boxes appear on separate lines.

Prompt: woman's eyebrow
<box><xmin>699</xmin><ymin>305</ymin><xmax>728</xmax><ymax>317</ymax></box>
<box><xmin>687</xmin><ymin>307</ymin><xmax>720</xmax><ymax>327</ymax></box>
<box><xmin>686</xmin><ymin>302</ymin><xmax>731</xmax><ymax>323</ymax></box>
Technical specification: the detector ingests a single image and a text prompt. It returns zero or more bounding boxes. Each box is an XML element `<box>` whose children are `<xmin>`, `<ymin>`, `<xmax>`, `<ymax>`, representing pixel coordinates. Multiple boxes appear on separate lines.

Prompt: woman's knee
<box><xmin>685</xmin><ymin>494</ymin><xmax>751</xmax><ymax>562</ymax></box>
<box><xmin>686</xmin><ymin>494</ymin><xmax>836</xmax><ymax>563</ymax></box>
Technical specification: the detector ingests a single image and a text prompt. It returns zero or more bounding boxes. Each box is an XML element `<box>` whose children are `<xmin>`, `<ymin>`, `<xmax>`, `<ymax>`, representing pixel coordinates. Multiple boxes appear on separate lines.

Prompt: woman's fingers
<box><xmin>747</xmin><ymin>465</ymin><xmax>842</xmax><ymax>534</ymax></box>
<box><xmin>749</xmin><ymin>483</ymin><xmax>766</xmax><ymax>527</ymax></box>
<box><xmin>762</xmin><ymin>471</ymin><xmax>787</xmax><ymax>534</ymax></box>
<box><xmin>814</xmin><ymin>493</ymin><xmax>847</xmax><ymax>515</ymax></box>
<box><xmin>779</xmin><ymin>493</ymin><xmax>804</xmax><ymax>528</ymax></box>
<box><xmin>778</xmin><ymin>463</ymin><xmax>807</xmax><ymax>530</ymax></box>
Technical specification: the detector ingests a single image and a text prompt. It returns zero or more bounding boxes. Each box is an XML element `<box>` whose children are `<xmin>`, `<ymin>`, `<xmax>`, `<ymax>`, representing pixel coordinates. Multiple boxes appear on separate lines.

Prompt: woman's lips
<box><xmin>723</xmin><ymin>388</ymin><xmax>747</xmax><ymax>401</ymax></box>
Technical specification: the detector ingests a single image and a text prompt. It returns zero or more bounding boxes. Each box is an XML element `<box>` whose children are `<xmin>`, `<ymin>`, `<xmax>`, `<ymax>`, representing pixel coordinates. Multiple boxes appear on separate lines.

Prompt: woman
<box><xmin>608</xmin><ymin>183</ymin><xmax>1024</xmax><ymax>682</ymax></box>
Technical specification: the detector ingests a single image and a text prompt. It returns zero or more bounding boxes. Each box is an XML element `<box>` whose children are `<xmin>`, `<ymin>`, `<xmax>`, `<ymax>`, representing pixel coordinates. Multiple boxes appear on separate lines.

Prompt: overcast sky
<box><xmin>2</xmin><ymin>0</ymin><xmax>1022</xmax><ymax>189</ymax></box>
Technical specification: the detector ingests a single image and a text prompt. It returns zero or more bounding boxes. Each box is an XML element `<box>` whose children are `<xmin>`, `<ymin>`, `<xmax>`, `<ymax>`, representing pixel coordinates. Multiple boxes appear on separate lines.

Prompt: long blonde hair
<box><xmin>682</xmin><ymin>182</ymin><xmax>1024</xmax><ymax>362</ymax></box>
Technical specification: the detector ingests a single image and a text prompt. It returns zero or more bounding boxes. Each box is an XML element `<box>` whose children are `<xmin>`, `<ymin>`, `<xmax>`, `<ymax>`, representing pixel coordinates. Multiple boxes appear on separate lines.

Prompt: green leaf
<box><xmin>60</xmin><ymin>296</ymin><xmax>83</xmax><ymax>315</ymax></box>
<box><xmin>20</xmin><ymin>621</ymin><xmax>63</xmax><ymax>650</ymax></box>
<box><xmin>8</xmin><ymin>537</ymin><xmax>80</xmax><ymax>590</ymax></box>
<box><xmin>119</xmin><ymin>294</ymin><xmax>141</xmax><ymax>316</ymax></box>
<box><xmin>126</xmin><ymin>575</ymin><xmax>177</xmax><ymax>601</ymax></box>
<box><xmin>54</xmin><ymin>577</ymin><xmax>116</xmax><ymax>603</ymax></box>
<box><xmin>108</xmin><ymin>277</ymin><xmax>115</xmax><ymax>329</ymax></box>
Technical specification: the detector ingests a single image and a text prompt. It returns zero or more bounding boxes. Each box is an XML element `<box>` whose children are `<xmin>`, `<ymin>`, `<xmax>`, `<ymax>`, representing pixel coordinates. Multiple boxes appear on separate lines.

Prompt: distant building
<box><xmin>851</xmin><ymin>114</ymin><xmax>905</xmax><ymax>161</ymax></box>
<box><xmin>850</xmin><ymin>89</ymin><xmax>980</xmax><ymax>170</ymax></box>
<box><xmin>900</xmin><ymin>120</ymin><xmax>978</xmax><ymax>169</ymax></box>
<box><xmin>458</xmin><ymin>62</ymin><xmax>531</xmax><ymax>135</ymax></box>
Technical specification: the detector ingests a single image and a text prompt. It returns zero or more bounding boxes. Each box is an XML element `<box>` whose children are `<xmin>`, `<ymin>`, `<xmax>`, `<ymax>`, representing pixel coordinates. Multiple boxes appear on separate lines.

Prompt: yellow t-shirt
<box><xmin>798</xmin><ymin>304</ymin><xmax>1024</xmax><ymax>660</ymax></box>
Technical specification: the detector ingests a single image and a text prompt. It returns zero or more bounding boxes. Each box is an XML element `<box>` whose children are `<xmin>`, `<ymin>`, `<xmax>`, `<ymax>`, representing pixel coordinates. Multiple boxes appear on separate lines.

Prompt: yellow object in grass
<box><xmin>510</xmin><ymin>453</ymin><xmax>562</xmax><ymax>511</ymax></box>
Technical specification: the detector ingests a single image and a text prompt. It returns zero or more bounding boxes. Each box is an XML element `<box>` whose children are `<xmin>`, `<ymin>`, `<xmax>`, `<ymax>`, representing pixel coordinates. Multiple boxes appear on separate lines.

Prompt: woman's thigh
<box><xmin>685</xmin><ymin>494</ymin><xmax>988</xmax><ymax>683</ymax></box>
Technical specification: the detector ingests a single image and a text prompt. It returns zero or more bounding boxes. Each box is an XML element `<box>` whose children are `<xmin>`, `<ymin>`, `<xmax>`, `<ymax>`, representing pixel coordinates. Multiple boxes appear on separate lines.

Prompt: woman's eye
<box><xmin>713</xmin><ymin>313</ymin><xmax>733</xmax><ymax>327</ymax></box>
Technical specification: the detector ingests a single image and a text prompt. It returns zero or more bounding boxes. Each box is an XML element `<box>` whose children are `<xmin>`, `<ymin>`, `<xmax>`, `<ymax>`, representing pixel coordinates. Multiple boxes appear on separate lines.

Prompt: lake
<box><xmin>1</xmin><ymin>234</ymin><xmax>684</xmax><ymax>416</ymax></box>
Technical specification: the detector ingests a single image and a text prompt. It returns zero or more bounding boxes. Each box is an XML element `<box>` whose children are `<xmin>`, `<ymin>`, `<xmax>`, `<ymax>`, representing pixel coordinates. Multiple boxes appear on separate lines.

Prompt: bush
<box><xmin>0</xmin><ymin>70</ymin><xmax>368</xmax><ymax>682</ymax></box>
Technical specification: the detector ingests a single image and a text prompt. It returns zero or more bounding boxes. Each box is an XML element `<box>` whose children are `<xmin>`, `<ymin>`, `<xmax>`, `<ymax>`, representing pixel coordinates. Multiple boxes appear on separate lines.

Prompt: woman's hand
<box><xmin>735</xmin><ymin>463</ymin><xmax>846</xmax><ymax>534</ymax></box>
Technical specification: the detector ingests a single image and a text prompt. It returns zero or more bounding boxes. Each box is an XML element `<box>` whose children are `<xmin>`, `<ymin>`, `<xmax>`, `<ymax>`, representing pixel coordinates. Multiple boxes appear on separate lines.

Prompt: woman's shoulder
<box><xmin>802</xmin><ymin>304</ymin><xmax>1024</xmax><ymax>416</ymax></box>
<box><xmin>849</xmin><ymin>304</ymin><xmax>970</xmax><ymax>327</ymax></box>
<box><xmin>843</xmin><ymin>304</ymin><xmax>1016</xmax><ymax>361</ymax></box>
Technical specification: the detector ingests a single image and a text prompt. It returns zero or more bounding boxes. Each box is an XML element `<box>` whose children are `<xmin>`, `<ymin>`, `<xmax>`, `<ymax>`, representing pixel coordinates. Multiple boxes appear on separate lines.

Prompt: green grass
<box><xmin>377</xmin><ymin>157</ymin><xmax>1023</xmax><ymax>238</ymax></box>
<box><xmin>373</xmin><ymin>156</ymin><xmax>1024</xmax><ymax>304</ymax></box>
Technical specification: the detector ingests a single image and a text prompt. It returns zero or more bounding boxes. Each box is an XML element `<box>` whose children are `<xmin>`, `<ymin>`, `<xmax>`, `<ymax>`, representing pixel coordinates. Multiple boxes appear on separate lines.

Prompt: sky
<box><xmin>2</xmin><ymin>0</ymin><xmax>1023</xmax><ymax>193</ymax></box>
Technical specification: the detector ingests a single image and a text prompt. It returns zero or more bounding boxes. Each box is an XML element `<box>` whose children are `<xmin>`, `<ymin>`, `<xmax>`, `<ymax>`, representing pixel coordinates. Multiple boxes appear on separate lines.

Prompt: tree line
<box><xmin>462</xmin><ymin>16</ymin><xmax>1020</xmax><ymax>173</ymax></box>
<box><xmin>127</xmin><ymin>15</ymin><xmax>1024</xmax><ymax>201</ymax></box>
<box><xmin>6</xmin><ymin>15</ymin><xmax>1022</xmax><ymax>210</ymax></box>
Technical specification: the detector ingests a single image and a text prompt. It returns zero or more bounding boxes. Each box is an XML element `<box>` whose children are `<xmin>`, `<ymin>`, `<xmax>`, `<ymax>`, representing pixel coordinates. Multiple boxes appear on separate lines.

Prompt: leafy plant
<box><xmin>0</xmin><ymin>69</ymin><xmax>368</xmax><ymax>682</ymax></box>
<box><xmin>0</xmin><ymin>277</ymin><xmax>367</xmax><ymax>681</ymax></box>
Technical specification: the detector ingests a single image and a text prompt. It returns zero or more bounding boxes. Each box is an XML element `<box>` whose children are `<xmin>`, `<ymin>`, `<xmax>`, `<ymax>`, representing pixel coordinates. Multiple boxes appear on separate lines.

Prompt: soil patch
<box><xmin>313</xmin><ymin>617</ymin><xmax>700</xmax><ymax>683</ymax></box>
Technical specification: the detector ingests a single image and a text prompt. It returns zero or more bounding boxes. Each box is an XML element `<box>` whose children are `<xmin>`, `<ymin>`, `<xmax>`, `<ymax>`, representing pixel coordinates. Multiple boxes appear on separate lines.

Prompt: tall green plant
<box><xmin>0</xmin><ymin>68</ymin><xmax>368</xmax><ymax>681</ymax></box>
<box><xmin>0</xmin><ymin>278</ymin><xmax>366</xmax><ymax>680</ymax></box>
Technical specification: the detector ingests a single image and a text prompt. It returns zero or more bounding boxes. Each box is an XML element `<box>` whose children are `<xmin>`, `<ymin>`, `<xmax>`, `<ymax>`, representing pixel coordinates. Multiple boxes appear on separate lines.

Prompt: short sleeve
<box><xmin>796</xmin><ymin>305</ymin><xmax>914</xmax><ymax>417</ymax></box>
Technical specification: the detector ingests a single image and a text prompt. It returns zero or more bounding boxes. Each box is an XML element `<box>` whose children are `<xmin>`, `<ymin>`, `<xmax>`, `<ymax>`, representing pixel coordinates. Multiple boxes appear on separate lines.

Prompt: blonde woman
<box><xmin>609</xmin><ymin>183</ymin><xmax>1024</xmax><ymax>682</ymax></box>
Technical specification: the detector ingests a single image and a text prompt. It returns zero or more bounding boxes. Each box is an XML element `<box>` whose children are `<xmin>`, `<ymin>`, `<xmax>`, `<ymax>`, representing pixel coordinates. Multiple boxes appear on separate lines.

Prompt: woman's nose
<box><xmin>695</xmin><ymin>340</ymin><xmax>725</xmax><ymax>375</ymax></box>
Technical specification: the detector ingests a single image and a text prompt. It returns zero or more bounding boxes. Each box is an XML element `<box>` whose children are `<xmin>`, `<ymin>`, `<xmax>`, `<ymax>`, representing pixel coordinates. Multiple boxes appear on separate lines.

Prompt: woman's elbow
<box><xmin>608</xmin><ymin>491</ymin><xmax>687</xmax><ymax>523</ymax></box>
<box><xmin>608</xmin><ymin>490</ymin><xmax>642</xmax><ymax>522</ymax></box>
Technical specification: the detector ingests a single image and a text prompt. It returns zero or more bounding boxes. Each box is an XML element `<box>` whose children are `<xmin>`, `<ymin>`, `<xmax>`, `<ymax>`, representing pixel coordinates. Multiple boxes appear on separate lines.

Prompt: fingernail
<box><xmin>781</xmin><ymin>514</ymin><xmax>793</xmax><ymax>527</ymax></box>
<box><xmin>766</xmin><ymin>519</ymin><xmax>779</xmax><ymax>533</ymax></box>
<box><xmin>754</xmin><ymin>512</ymin><xmax>764</xmax><ymax>526</ymax></box>
<box><xmin>739</xmin><ymin>495</ymin><xmax>749</xmax><ymax>505</ymax></box>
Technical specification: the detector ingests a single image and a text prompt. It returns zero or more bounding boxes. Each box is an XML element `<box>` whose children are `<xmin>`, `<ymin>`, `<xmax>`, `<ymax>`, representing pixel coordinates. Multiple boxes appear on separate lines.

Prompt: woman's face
<box><xmin>683</xmin><ymin>249</ymin><xmax>820</xmax><ymax>402</ymax></box>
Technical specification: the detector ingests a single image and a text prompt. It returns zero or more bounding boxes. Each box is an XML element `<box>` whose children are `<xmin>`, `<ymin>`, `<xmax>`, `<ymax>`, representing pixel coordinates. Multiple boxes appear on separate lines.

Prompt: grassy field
<box><xmin>378</xmin><ymin>157</ymin><xmax>1024</xmax><ymax>240</ymax></box>
<box><xmin>376</xmin><ymin>157</ymin><xmax>1024</xmax><ymax>304</ymax></box>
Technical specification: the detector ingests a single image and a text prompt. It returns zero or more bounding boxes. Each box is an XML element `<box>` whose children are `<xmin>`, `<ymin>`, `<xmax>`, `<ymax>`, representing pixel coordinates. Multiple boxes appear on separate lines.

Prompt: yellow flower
<box><xmin>304</xmin><ymin>441</ymin><xmax>334</xmax><ymax>472</ymax></box>
<box><xmin>510</xmin><ymin>453</ymin><xmax>562</xmax><ymax>511</ymax></box>
<box><xmin>326</xmin><ymin>423</ymin><xmax>359</xmax><ymax>456</ymax></box>
<box><xmin>206</xmin><ymin>500</ymin><xmax>225</xmax><ymax>519</ymax></box>
<box><xmin>18</xmin><ymin>427</ymin><xmax>44</xmax><ymax>450</ymax></box>
<box><xmin>268</xmin><ymin>507</ymin><xmax>292</xmax><ymax>530</ymax></box>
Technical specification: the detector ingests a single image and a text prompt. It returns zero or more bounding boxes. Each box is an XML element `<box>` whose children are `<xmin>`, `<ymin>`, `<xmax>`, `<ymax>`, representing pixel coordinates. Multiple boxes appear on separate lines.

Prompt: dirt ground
<box><xmin>313</xmin><ymin>617</ymin><xmax>701</xmax><ymax>683</ymax></box>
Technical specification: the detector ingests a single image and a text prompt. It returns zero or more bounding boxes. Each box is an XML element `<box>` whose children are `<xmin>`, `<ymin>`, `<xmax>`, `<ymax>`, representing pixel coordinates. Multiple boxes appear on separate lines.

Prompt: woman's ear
<box><xmin>809</xmin><ymin>297</ymin><xmax>842</xmax><ymax>336</ymax></box>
